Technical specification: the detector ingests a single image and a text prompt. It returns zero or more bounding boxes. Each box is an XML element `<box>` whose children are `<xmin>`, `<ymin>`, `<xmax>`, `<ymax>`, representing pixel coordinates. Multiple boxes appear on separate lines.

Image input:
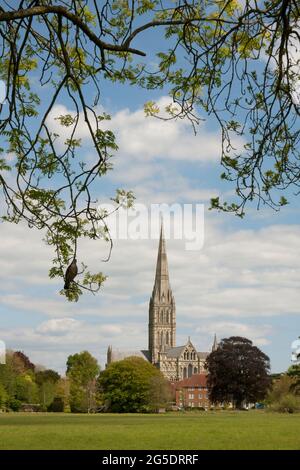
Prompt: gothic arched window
<box><xmin>188</xmin><ymin>364</ymin><xmax>193</xmax><ymax>378</ymax></box>
<box><xmin>166</xmin><ymin>331</ymin><xmax>169</xmax><ymax>345</ymax></box>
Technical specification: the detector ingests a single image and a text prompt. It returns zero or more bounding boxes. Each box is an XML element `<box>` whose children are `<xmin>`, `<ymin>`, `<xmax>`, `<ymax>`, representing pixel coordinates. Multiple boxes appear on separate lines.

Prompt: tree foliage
<box><xmin>13</xmin><ymin>351</ymin><xmax>35</xmax><ymax>372</ymax></box>
<box><xmin>0</xmin><ymin>1</ymin><xmax>299</xmax><ymax>299</ymax></box>
<box><xmin>35</xmin><ymin>369</ymin><xmax>60</xmax><ymax>385</ymax></box>
<box><xmin>98</xmin><ymin>356</ymin><xmax>169</xmax><ymax>412</ymax></box>
<box><xmin>287</xmin><ymin>364</ymin><xmax>300</xmax><ymax>394</ymax></box>
<box><xmin>66</xmin><ymin>350</ymin><xmax>100</xmax><ymax>412</ymax></box>
<box><xmin>0</xmin><ymin>382</ymin><xmax>8</xmax><ymax>407</ymax></box>
<box><xmin>267</xmin><ymin>373</ymin><xmax>300</xmax><ymax>413</ymax></box>
<box><xmin>35</xmin><ymin>369</ymin><xmax>61</xmax><ymax>409</ymax></box>
<box><xmin>206</xmin><ymin>336</ymin><xmax>271</xmax><ymax>407</ymax></box>
<box><xmin>0</xmin><ymin>349</ymin><xmax>65</xmax><ymax>410</ymax></box>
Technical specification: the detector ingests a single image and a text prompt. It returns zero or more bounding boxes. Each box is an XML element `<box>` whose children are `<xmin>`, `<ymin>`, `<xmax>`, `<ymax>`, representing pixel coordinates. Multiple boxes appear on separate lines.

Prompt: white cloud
<box><xmin>109</xmin><ymin>97</ymin><xmax>223</xmax><ymax>163</ymax></box>
<box><xmin>0</xmin><ymin>319</ymin><xmax>146</xmax><ymax>374</ymax></box>
<box><xmin>37</xmin><ymin>318</ymin><xmax>81</xmax><ymax>335</ymax></box>
<box><xmin>196</xmin><ymin>321</ymin><xmax>272</xmax><ymax>347</ymax></box>
<box><xmin>47</xmin><ymin>96</ymin><xmax>244</xmax><ymax>166</ymax></box>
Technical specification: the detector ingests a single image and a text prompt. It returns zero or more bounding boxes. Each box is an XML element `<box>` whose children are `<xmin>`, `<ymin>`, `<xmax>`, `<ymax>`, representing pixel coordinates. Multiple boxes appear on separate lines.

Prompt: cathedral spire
<box><xmin>148</xmin><ymin>220</ymin><xmax>176</xmax><ymax>363</ymax></box>
<box><xmin>153</xmin><ymin>220</ymin><xmax>171</xmax><ymax>301</ymax></box>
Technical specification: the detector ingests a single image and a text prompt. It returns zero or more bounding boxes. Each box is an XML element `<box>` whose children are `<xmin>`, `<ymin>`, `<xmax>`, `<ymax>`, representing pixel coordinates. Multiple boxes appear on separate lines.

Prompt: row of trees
<box><xmin>0</xmin><ymin>351</ymin><xmax>62</xmax><ymax>411</ymax></box>
<box><xmin>0</xmin><ymin>350</ymin><xmax>171</xmax><ymax>413</ymax></box>
<box><xmin>0</xmin><ymin>349</ymin><xmax>100</xmax><ymax>412</ymax></box>
<box><xmin>1</xmin><ymin>339</ymin><xmax>300</xmax><ymax>413</ymax></box>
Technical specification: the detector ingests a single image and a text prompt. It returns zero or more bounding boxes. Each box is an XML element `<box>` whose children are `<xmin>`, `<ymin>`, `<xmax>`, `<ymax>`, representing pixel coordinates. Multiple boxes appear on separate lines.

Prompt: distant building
<box><xmin>107</xmin><ymin>222</ymin><xmax>217</xmax><ymax>381</ymax></box>
<box><xmin>173</xmin><ymin>374</ymin><xmax>210</xmax><ymax>409</ymax></box>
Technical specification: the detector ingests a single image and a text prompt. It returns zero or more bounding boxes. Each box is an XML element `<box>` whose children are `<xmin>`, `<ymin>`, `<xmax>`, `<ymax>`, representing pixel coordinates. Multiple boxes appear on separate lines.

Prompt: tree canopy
<box><xmin>98</xmin><ymin>356</ymin><xmax>170</xmax><ymax>412</ymax></box>
<box><xmin>0</xmin><ymin>349</ymin><xmax>63</xmax><ymax>411</ymax></box>
<box><xmin>287</xmin><ymin>364</ymin><xmax>300</xmax><ymax>394</ymax></box>
<box><xmin>206</xmin><ymin>336</ymin><xmax>271</xmax><ymax>407</ymax></box>
<box><xmin>0</xmin><ymin>1</ymin><xmax>299</xmax><ymax>299</ymax></box>
<box><xmin>66</xmin><ymin>350</ymin><xmax>100</xmax><ymax>412</ymax></box>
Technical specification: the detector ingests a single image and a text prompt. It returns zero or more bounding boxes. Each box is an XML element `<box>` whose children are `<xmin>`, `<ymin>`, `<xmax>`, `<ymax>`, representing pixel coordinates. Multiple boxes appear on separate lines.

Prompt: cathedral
<box><xmin>107</xmin><ymin>223</ymin><xmax>217</xmax><ymax>382</ymax></box>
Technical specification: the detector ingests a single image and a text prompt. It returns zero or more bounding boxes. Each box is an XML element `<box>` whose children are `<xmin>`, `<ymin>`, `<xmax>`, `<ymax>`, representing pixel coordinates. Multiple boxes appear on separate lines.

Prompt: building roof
<box><xmin>140</xmin><ymin>350</ymin><xmax>151</xmax><ymax>361</ymax></box>
<box><xmin>174</xmin><ymin>374</ymin><xmax>207</xmax><ymax>389</ymax></box>
<box><xmin>164</xmin><ymin>345</ymin><xmax>209</xmax><ymax>360</ymax></box>
<box><xmin>197</xmin><ymin>352</ymin><xmax>209</xmax><ymax>360</ymax></box>
<box><xmin>110</xmin><ymin>349</ymin><xmax>147</xmax><ymax>362</ymax></box>
<box><xmin>165</xmin><ymin>345</ymin><xmax>186</xmax><ymax>358</ymax></box>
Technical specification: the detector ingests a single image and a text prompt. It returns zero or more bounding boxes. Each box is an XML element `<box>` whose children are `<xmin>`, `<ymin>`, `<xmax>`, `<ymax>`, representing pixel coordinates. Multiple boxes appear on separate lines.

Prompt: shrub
<box><xmin>8</xmin><ymin>398</ymin><xmax>22</xmax><ymax>411</ymax></box>
<box><xmin>48</xmin><ymin>397</ymin><xmax>64</xmax><ymax>412</ymax></box>
<box><xmin>268</xmin><ymin>394</ymin><xmax>300</xmax><ymax>413</ymax></box>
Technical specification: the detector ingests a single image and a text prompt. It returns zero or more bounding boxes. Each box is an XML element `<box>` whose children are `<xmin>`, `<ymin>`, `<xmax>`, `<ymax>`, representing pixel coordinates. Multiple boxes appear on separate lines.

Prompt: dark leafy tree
<box><xmin>0</xmin><ymin>1</ymin><xmax>299</xmax><ymax>299</ymax></box>
<box><xmin>206</xmin><ymin>336</ymin><xmax>271</xmax><ymax>408</ymax></box>
<box><xmin>13</xmin><ymin>351</ymin><xmax>35</xmax><ymax>372</ymax></box>
<box><xmin>98</xmin><ymin>356</ymin><xmax>167</xmax><ymax>413</ymax></box>
<box><xmin>35</xmin><ymin>369</ymin><xmax>60</xmax><ymax>385</ymax></box>
<box><xmin>48</xmin><ymin>396</ymin><xmax>64</xmax><ymax>412</ymax></box>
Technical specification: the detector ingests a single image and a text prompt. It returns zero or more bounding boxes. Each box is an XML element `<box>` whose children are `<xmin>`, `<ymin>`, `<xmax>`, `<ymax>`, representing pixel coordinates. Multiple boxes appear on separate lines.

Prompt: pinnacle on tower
<box><xmin>212</xmin><ymin>333</ymin><xmax>218</xmax><ymax>352</ymax></box>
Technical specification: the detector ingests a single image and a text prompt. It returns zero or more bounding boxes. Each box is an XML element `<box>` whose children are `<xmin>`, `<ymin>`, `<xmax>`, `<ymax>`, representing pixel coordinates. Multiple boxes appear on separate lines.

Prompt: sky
<box><xmin>0</xmin><ymin>12</ymin><xmax>300</xmax><ymax>375</ymax></box>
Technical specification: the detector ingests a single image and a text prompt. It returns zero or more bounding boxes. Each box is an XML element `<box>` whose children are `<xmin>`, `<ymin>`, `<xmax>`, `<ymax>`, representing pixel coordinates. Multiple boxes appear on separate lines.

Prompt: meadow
<box><xmin>0</xmin><ymin>411</ymin><xmax>300</xmax><ymax>450</ymax></box>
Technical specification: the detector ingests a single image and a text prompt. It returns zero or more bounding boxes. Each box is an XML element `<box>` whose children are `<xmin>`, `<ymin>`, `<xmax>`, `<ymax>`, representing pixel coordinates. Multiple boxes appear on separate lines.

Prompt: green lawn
<box><xmin>0</xmin><ymin>411</ymin><xmax>300</xmax><ymax>450</ymax></box>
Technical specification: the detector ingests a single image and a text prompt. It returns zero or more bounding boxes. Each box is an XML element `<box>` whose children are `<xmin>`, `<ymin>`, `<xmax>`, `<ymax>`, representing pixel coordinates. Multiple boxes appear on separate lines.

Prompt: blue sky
<box><xmin>0</xmin><ymin>20</ymin><xmax>300</xmax><ymax>375</ymax></box>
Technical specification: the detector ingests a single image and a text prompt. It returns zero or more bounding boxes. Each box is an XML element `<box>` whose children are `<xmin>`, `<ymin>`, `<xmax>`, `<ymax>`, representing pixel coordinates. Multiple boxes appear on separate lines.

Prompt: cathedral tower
<box><xmin>148</xmin><ymin>222</ymin><xmax>176</xmax><ymax>363</ymax></box>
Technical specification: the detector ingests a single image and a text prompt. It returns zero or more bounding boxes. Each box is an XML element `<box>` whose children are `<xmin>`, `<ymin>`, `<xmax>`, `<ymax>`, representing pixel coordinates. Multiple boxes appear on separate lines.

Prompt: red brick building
<box><xmin>173</xmin><ymin>374</ymin><xmax>210</xmax><ymax>409</ymax></box>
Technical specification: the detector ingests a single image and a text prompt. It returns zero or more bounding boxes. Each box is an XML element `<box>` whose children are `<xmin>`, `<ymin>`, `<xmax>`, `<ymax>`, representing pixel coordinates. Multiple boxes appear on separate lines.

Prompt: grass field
<box><xmin>0</xmin><ymin>411</ymin><xmax>300</xmax><ymax>450</ymax></box>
